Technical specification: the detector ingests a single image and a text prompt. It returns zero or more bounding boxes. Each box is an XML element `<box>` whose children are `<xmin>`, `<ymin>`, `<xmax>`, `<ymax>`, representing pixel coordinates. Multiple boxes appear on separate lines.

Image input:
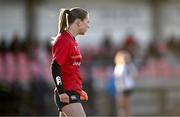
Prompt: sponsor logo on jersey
<box><xmin>71</xmin><ymin>95</ymin><xmax>77</xmax><ymax>100</ymax></box>
<box><xmin>73</xmin><ymin>62</ymin><xmax>81</xmax><ymax>66</ymax></box>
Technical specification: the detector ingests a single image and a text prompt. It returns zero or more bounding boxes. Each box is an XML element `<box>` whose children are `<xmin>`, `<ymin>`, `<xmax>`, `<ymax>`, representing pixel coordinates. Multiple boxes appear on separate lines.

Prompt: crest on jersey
<box><xmin>56</xmin><ymin>76</ymin><xmax>62</xmax><ymax>85</ymax></box>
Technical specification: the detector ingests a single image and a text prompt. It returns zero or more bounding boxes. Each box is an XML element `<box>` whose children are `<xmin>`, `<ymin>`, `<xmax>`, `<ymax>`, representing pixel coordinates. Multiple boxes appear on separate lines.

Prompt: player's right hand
<box><xmin>59</xmin><ymin>93</ymin><xmax>69</xmax><ymax>103</ymax></box>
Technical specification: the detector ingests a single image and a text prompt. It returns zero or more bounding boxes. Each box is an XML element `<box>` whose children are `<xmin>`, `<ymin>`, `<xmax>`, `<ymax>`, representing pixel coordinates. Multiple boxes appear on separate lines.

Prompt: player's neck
<box><xmin>67</xmin><ymin>27</ymin><xmax>78</xmax><ymax>38</ymax></box>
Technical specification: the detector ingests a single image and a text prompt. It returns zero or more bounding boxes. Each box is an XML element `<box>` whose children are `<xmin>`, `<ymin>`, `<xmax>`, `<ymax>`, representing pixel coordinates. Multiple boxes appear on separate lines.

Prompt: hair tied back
<box><xmin>64</xmin><ymin>9</ymin><xmax>70</xmax><ymax>14</ymax></box>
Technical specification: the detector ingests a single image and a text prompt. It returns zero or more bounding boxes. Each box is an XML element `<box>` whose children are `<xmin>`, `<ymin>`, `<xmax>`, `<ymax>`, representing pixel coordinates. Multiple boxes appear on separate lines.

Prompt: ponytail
<box><xmin>52</xmin><ymin>8</ymin><xmax>69</xmax><ymax>44</ymax></box>
<box><xmin>58</xmin><ymin>9</ymin><xmax>69</xmax><ymax>34</ymax></box>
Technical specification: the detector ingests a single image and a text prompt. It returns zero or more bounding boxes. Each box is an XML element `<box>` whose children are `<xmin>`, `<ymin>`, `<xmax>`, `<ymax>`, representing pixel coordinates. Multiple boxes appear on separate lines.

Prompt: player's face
<box><xmin>78</xmin><ymin>15</ymin><xmax>89</xmax><ymax>35</ymax></box>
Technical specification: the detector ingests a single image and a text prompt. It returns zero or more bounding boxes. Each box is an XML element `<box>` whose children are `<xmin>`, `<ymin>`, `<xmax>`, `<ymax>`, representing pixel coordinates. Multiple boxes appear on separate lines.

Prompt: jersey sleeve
<box><xmin>51</xmin><ymin>60</ymin><xmax>64</xmax><ymax>94</ymax></box>
<box><xmin>53</xmin><ymin>40</ymin><xmax>72</xmax><ymax>65</ymax></box>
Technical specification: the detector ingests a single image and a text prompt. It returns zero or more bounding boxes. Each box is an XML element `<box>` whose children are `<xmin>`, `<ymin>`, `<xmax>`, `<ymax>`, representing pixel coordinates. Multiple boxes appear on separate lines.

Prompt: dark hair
<box><xmin>58</xmin><ymin>7</ymin><xmax>88</xmax><ymax>34</ymax></box>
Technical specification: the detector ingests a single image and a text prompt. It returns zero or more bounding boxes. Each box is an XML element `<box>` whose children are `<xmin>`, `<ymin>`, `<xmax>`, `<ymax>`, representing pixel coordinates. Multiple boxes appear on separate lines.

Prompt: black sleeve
<box><xmin>51</xmin><ymin>60</ymin><xmax>64</xmax><ymax>94</ymax></box>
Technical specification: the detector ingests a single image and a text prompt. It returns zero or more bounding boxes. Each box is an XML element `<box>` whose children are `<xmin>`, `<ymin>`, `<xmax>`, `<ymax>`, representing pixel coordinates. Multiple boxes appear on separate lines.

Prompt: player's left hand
<box><xmin>80</xmin><ymin>90</ymin><xmax>88</xmax><ymax>101</ymax></box>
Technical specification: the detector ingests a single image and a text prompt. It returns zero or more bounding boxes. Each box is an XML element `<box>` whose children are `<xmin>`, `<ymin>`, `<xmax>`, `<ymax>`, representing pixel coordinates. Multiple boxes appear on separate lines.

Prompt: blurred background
<box><xmin>0</xmin><ymin>0</ymin><xmax>180</xmax><ymax>116</ymax></box>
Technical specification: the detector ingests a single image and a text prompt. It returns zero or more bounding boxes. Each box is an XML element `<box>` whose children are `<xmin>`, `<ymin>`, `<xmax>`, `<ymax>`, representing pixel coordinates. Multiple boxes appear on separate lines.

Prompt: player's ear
<box><xmin>75</xmin><ymin>19</ymin><xmax>81</xmax><ymax>27</ymax></box>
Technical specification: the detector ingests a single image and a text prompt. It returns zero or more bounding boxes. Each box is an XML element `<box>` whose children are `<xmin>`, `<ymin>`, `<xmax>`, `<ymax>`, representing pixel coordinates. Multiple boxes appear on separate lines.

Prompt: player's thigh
<box><xmin>62</xmin><ymin>102</ymin><xmax>86</xmax><ymax>117</ymax></box>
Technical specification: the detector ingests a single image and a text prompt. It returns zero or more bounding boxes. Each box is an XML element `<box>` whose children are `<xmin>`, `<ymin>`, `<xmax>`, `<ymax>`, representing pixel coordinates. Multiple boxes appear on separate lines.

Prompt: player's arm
<box><xmin>51</xmin><ymin>60</ymin><xmax>64</xmax><ymax>94</ymax></box>
<box><xmin>52</xmin><ymin>60</ymin><xmax>69</xmax><ymax>103</ymax></box>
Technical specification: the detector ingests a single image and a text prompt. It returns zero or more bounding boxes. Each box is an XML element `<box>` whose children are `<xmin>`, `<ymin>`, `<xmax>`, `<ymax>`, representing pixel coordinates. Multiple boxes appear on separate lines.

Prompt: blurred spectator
<box><xmin>147</xmin><ymin>40</ymin><xmax>161</xmax><ymax>58</ymax></box>
<box><xmin>167</xmin><ymin>36</ymin><xmax>180</xmax><ymax>57</ymax></box>
<box><xmin>9</xmin><ymin>33</ymin><xmax>21</xmax><ymax>53</ymax></box>
<box><xmin>100</xmin><ymin>33</ymin><xmax>115</xmax><ymax>59</ymax></box>
<box><xmin>113</xmin><ymin>50</ymin><xmax>137</xmax><ymax>117</ymax></box>
<box><xmin>105</xmin><ymin>67</ymin><xmax>117</xmax><ymax>116</ymax></box>
<box><xmin>0</xmin><ymin>35</ymin><xmax>7</xmax><ymax>54</ymax></box>
<box><xmin>0</xmin><ymin>36</ymin><xmax>7</xmax><ymax>81</ymax></box>
<box><xmin>121</xmin><ymin>33</ymin><xmax>139</xmax><ymax>60</ymax></box>
<box><xmin>101</xmin><ymin>33</ymin><xmax>113</xmax><ymax>51</ymax></box>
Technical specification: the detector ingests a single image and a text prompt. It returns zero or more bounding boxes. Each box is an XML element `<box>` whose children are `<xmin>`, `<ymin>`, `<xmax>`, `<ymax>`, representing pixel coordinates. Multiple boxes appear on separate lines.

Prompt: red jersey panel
<box><xmin>52</xmin><ymin>31</ymin><xmax>82</xmax><ymax>95</ymax></box>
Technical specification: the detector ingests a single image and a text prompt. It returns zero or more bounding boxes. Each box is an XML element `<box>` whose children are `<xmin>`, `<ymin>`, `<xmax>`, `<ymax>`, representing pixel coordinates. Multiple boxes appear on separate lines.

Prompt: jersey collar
<box><xmin>63</xmin><ymin>31</ymin><xmax>76</xmax><ymax>41</ymax></box>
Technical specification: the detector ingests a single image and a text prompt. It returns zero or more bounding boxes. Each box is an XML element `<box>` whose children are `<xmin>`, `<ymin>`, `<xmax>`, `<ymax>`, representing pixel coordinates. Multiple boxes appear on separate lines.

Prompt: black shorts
<box><xmin>123</xmin><ymin>89</ymin><xmax>133</xmax><ymax>96</ymax></box>
<box><xmin>54</xmin><ymin>91</ymin><xmax>81</xmax><ymax>111</ymax></box>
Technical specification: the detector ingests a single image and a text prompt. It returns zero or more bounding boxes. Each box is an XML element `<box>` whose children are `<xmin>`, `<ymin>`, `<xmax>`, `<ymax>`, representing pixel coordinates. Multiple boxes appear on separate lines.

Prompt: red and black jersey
<box><xmin>52</xmin><ymin>31</ymin><xmax>82</xmax><ymax>95</ymax></box>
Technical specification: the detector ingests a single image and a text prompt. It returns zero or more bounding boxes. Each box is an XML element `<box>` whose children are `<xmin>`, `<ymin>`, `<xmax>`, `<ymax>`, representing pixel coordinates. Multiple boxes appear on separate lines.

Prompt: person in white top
<box><xmin>114</xmin><ymin>50</ymin><xmax>137</xmax><ymax>117</ymax></box>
